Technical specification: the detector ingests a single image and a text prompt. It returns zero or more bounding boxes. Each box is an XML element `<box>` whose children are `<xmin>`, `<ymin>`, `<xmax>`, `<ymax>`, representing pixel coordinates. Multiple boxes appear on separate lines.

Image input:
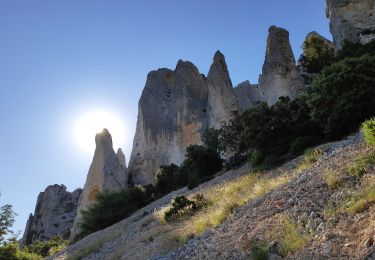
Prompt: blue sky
<box><xmin>0</xmin><ymin>0</ymin><xmax>330</xmax><ymax>234</ymax></box>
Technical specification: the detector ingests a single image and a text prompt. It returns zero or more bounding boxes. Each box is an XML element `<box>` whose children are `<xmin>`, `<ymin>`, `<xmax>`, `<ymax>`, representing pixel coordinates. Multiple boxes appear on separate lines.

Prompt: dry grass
<box><xmin>154</xmin><ymin>172</ymin><xmax>291</xmax><ymax>246</ymax></box>
<box><xmin>346</xmin><ymin>150</ymin><xmax>375</xmax><ymax>178</ymax></box>
<box><xmin>296</xmin><ymin>148</ymin><xmax>323</xmax><ymax>174</ymax></box>
<box><xmin>324</xmin><ymin>170</ymin><xmax>343</xmax><ymax>190</ymax></box>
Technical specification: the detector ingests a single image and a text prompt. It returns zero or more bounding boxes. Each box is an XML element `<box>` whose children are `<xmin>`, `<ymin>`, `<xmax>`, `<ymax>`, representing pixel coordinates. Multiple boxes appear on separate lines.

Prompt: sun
<box><xmin>74</xmin><ymin>111</ymin><xmax>126</xmax><ymax>154</ymax></box>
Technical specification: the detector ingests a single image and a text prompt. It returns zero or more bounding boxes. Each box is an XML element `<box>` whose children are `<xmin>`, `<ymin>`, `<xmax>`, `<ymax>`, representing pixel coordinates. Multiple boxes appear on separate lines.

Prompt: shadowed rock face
<box><xmin>258</xmin><ymin>26</ymin><xmax>305</xmax><ymax>106</ymax></box>
<box><xmin>234</xmin><ymin>81</ymin><xmax>263</xmax><ymax>111</ymax></box>
<box><xmin>128</xmin><ymin>52</ymin><xmax>240</xmax><ymax>185</ymax></box>
<box><xmin>206</xmin><ymin>51</ymin><xmax>239</xmax><ymax>129</ymax></box>
<box><xmin>326</xmin><ymin>0</ymin><xmax>375</xmax><ymax>49</ymax></box>
<box><xmin>70</xmin><ymin>129</ymin><xmax>127</xmax><ymax>239</ymax></box>
<box><xmin>20</xmin><ymin>185</ymin><xmax>82</xmax><ymax>246</ymax></box>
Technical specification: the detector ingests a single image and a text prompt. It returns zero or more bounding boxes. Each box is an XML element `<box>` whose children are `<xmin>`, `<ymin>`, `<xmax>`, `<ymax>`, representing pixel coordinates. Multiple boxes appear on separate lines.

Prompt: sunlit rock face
<box><xmin>258</xmin><ymin>26</ymin><xmax>305</xmax><ymax>106</ymax></box>
<box><xmin>128</xmin><ymin>61</ymin><xmax>209</xmax><ymax>185</ymax></box>
<box><xmin>20</xmin><ymin>185</ymin><xmax>82</xmax><ymax>246</ymax></box>
<box><xmin>234</xmin><ymin>81</ymin><xmax>263</xmax><ymax>111</ymax></box>
<box><xmin>70</xmin><ymin>129</ymin><xmax>127</xmax><ymax>239</ymax></box>
<box><xmin>326</xmin><ymin>0</ymin><xmax>375</xmax><ymax>49</ymax></box>
<box><xmin>129</xmin><ymin>52</ymin><xmax>239</xmax><ymax>185</ymax></box>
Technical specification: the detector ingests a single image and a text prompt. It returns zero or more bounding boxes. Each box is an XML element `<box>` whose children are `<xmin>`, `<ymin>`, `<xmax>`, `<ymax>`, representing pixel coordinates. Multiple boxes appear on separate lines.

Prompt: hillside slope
<box><xmin>50</xmin><ymin>133</ymin><xmax>375</xmax><ymax>259</ymax></box>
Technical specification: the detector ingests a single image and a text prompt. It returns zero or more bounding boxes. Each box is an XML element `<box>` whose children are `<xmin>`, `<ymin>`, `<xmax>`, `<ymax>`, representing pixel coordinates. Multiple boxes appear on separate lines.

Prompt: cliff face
<box><xmin>206</xmin><ymin>51</ymin><xmax>239</xmax><ymax>128</ymax></box>
<box><xmin>70</xmin><ymin>129</ymin><xmax>127</xmax><ymax>239</ymax></box>
<box><xmin>20</xmin><ymin>185</ymin><xmax>82</xmax><ymax>246</ymax></box>
<box><xmin>326</xmin><ymin>0</ymin><xmax>375</xmax><ymax>49</ymax></box>
<box><xmin>128</xmin><ymin>61</ymin><xmax>209</xmax><ymax>185</ymax></box>
<box><xmin>128</xmin><ymin>52</ymin><xmax>241</xmax><ymax>185</ymax></box>
<box><xmin>258</xmin><ymin>26</ymin><xmax>305</xmax><ymax>106</ymax></box>
<box><xmin>234</xmin><ymin>81</ymin><xmax>263</xmax><ymax>111</ymax></box>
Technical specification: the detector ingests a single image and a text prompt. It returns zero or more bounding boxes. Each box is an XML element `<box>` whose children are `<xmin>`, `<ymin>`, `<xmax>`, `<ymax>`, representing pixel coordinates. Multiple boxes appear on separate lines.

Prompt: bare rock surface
<box><xmin>20</xmin><ymin>185</ymin><xmax>82</xmax><ymax>246</ymax></box>
<box><xmin>258</xmin><ymin>26</ymin><xmax>305</xmax><ymax>106</ymax></box>
<box><xmin>70</xmin><ymin>129</ymin><xmax>127</xmax><ymax>240</ymax></box>
<box><xmin>234</xmin><ymin>81</ymin><xmax>263</xmax><ymax>111</ymax></box>
<box><xmin>326</xmin><ymin>0</ymin><xmax>375</xmax><ymax>49</ymax></box>
<box><xmin>206</xmin><ymin>51</ymin><xmax>238</xmax><ymax>128</ymax></box>
<box><xmin>129</xmin><ymin>53</ymin><xmax>239</xmax><ymax>185</ymax></box>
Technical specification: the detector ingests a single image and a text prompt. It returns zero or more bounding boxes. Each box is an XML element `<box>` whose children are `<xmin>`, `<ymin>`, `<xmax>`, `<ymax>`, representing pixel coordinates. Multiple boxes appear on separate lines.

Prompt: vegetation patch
<box><xmin>296</xmin><ymin>148</ymin><xmax>324</xmax><ymax>173</ymax></box>
<box><xmin>362</xmin><ymin>118</ymin><xmax>375</xmax><ymax>146</ymax></box>
<box><xmin>324</xmin><ymin>170</ymin><xmax>343</xmax><ymax>190</ymax></box>
<box><xmin>346</xmin><ymin>150</ymin><xmax>375</xmax><ymax>178</ymax></box>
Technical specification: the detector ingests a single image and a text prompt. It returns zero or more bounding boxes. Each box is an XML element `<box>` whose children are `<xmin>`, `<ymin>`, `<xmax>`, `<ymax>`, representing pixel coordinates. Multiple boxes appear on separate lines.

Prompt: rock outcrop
<box><xmin>128</xmin><ymin>52</ymin><xmax>239</xmax><ymax>185</ymax></box>
<box><xmin>20</xmin><ymin>185</ymin><xmax>82</xmax><ymax>246</ymax></box>
<box><xmin>206</xmin><ymin>51</ymin><xmax>238</xmax><ymax>128</ymax></box>
<box><xmin>233</xmin><ymin>81</ymin><xmax>263</xmax><ymax>111</ymax></box>
<box><xmin>70</xmin><ymin>129</ymin><xmax>127</xmax><ymax>239</ymax></box>
<box><xmin>128</xmin><ymin>61</ymin><xmax>209</xmax><ymax>185</ymax></box>
<box><xmin>258</xmin><ymin>26</ymin><xmax>305</xmax><ymax>106</ymax></box>
<box><xmin>326</xmin><ymin>0</ymin><xmax>375</xmax><ymax>49</ymax></box>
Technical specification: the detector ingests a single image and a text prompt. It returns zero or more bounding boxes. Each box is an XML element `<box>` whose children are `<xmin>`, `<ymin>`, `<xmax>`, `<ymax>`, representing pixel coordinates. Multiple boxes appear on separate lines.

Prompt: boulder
<box><xmin>233</xmin><ymin>81</ymin><xmax>263</xmax><ymax>111</ymax></box>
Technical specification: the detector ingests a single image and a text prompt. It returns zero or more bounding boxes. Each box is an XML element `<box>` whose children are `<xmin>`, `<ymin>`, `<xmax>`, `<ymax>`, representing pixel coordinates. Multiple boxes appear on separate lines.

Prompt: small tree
<box><xmin>301</xmin><ymin>33</ymin><xmax>335</xmax><ymax>73</ymax></box>
<box><xmin>202</xmin><ymin>128</ymin><xmax>220</xmax><ymax>152</ymax></box>
<box><xmin>0</xmin><ymin>204</ymin><xmax>16</xmax><ymax>245</ymax></box>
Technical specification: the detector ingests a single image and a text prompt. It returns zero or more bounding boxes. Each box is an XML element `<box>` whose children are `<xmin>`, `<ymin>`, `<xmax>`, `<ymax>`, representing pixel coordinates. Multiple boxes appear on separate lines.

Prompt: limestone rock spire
<box><xmin>258</xmin><ymin>26</ymin><xmax>305</xmax><ymax>105</ymax></box>
<box><xmin>70</xmin><ymin>129</ymin><xmax>127</xmax><ymax>239</ymax></box>
<box><xmin>206</xmin><ymin>51</ymin><xmax>238</xmax><ymax>129</ymax></box>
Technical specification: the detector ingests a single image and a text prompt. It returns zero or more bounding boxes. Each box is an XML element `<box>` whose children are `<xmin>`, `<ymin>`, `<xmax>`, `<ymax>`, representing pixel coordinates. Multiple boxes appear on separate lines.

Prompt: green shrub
<box><xmin>203</xmin><ymin>128</ymin><xmax>220</xmax><ymax>152</ymax></box>
<box><xmin>251</xmin><ymin>245</ymin><xmax>269</xmax><ymax>260</ymax></box>
<box><xmin>303</xmin><ymin>148</ymin><xmax>323</xmax><ymax>163</ymax></box>
<box><xmin>346</xmin><ymin>151</ymin><xmax>375</xmax><ymax>178</ymax></box>
<box><xmin>308</xmin><ymin>55</ymin><xmax>375</xmax><ymax>139</ymax></box>
<box><xmin>301</xmin><ymin>33</ymin><xmax>335</xmax><ymax>73</ymax></box>
<box><xmin>249</xmin><ymin>149</ymin><xmax>262</xmax><ymax>166</ymax></box>
<box><xmin>362</xmin><ymin>118</ymin><xmax>375</xmax><ymax>146</ymax></box>
<box><xmin>80</xmin><ymin>185</ymin><xmax>153</xmax><ymax>236</ymax></box>
<box><xmin>225</xmin><ymin>154</ymin><xmax>247</xmax><ymax>170</ymax></box>
<box><xmin>337</xmin><ymin>40</ymin><xmax>375</xmax><ymax>60</ymax></box>
<box><xmin>0</xmin><ymin>242</ymin><xmax>41</xmax><ymax>260</ymax></box>
<box><xmin>25</xmin><ymin>235</ymin><xmax>68</xmax><ymax>257</ymax></box>
<box><xmin>155</xmin><ymin>164</ymin><xmax>186</xmax><ymax>196</ymax></box>
<box><xmin>180</xmin><ymin>145</ymin><xmax>223</xmax><ymax>189</ymax></box>
<box><xmin>164</xmin><ymin>196</ymin><xmax>197</xmax><ymax>222</ymax></box>
<box><xmin>289</xmin><ymin>136</ymin><xmax>314</xmax><ymax>156</ymax></box>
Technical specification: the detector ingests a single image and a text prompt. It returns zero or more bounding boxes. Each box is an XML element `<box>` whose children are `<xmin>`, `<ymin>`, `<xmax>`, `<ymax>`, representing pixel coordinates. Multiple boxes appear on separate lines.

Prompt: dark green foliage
<box><xmin>26</xmin><ymin>235</ymin><xmax>68</xmax><ymax>257</ymax></box>
<box><xmin>362</xmin><ymin>118</ymin><xmax>375</xmax><ymax>146</ymax></box>
<box><xmin>155</xmin><ymin>164</ymin><xmax>186</xmax><ymax>196</ymax></box>
<box><xmin>337</xmin><ymin>40</ymin><xmax>375</xmax><ymax>59</ymax></box>
<box><xmin>307</xmin><ymin>55</ymin><xmax>375</xmax><ymax>139</ymax></box>
<box><xmin>80</xmin><ymin>186</ymin><xmax>153</xmax><ymax>236</ymax></box>
<box><xmin>219</xmin><ymin>96</ymin><xmax>322</xmax><ymax>163</ymax></box>
<box><xmin>224</xmin><ymin>154</ymin><xmax>247</xmax><ymax>170</ymax></box>
<box><xmin>180</xmin><ymin>145</ymin><xmax>223</xmax><ymax>189</ymax></box>
<box><xmin>302</xmin><ymin>33</ymin><xmax>335</xmax><ymax>73</ymax></box>
<box><xmin>249</xmin><ymin>149</ymin><xmax>263</xmax><ymax>166</ymax></box>
<box><xmin>0</xmin><ymin>242</ymin><xmax>17</xmax><ymax>260</ymax></box>
<box><xmin>164</xmin><ymin>196</ymin><xmax>196</xmax><ymax>222</ymax></box>
<box><xmin>251</xmin><ymin>245</ymin><xmax>269</xmax><ymax>260</ymax></box>
<box><xmin>202</xmin><ymin>128</ymin><xmax>220</xmax><ymax>152</ymax></box>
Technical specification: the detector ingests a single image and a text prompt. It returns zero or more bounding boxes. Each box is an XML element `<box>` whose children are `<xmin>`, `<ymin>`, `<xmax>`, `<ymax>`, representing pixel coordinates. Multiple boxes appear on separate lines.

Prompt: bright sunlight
<box><xmin>74</xmin><ymin>111</ymin><xmax>126</xmax><ymax>154</ymax></box>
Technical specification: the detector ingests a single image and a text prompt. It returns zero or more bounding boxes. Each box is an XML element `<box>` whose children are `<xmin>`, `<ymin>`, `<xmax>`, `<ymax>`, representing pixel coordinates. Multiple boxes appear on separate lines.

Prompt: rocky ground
<box><xmin>50</xmin><ymin>133</ymin><xmax>375</xmax><ymax>260</ymax></box>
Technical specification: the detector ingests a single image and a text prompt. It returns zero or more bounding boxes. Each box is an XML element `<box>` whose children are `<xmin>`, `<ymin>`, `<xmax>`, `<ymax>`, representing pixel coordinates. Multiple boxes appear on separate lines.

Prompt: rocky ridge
<box><xmin>20</xmin><ymin>185</ymin><xmax>82</xmax><ymax>246</ymax></box>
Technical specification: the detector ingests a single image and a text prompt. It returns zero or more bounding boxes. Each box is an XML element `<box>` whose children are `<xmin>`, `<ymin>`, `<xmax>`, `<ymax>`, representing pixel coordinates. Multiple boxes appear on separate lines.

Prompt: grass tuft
<box><xmin>346</xmin><ymin>151</ymin><xmax>375</xmax><ymax>178</ymax></box>
<box><xmin>325</xmin><ymin>170</ymin><xmax>343</xmax><ymax>189</ymax></box>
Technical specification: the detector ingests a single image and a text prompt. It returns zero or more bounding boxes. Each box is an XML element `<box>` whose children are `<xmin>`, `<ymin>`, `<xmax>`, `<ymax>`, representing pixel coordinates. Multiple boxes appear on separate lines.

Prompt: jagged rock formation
<box><xmin>206</xmin><ymin>51</ymin><xmax>238</xmax><ymax>128</ymax></box>
<box><xmin>128</xmin><ymin>52</ymin><xmax>239</xmax><ymax>185</ymax></box>
<box><xmin>258</xmin><ymin>26</ymin><xmax>305</xmax><ymax>106</ymax></box>
<box><xmin>326</xmin><ymin>0</ymin><xmax>375</xmax><ymax>49</ymax></box>
<box><xmin>233</xmin><ymin>81</ymin><xmax>263</xmax><ymax>111</ymax></box>
<box><xmin>20</xmin><ymin>185</ymin><xmax>82</xmax><ymax>246</ymax></box>
<box><xmin>70</xmin><ymin>129</ymin><xmax>127</xmax><ymax>239</ymax></box>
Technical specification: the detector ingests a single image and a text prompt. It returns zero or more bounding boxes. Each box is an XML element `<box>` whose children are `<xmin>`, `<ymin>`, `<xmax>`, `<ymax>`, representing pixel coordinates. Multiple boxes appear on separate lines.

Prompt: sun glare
<box><xmin>74</xmin><ymin>111</ymin><xmax>125</xmax><ymax>154</ymax></box>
